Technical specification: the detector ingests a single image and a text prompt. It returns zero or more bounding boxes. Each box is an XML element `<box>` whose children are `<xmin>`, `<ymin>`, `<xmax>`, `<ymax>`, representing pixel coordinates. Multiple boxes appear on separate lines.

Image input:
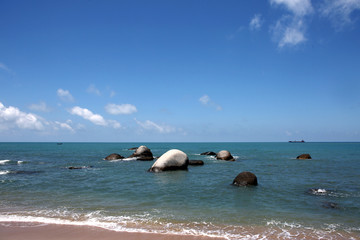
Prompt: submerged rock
<box><xmin>104</xmin><ymin>153</ymin><xmax>124</xmax><ymax>160</ymax></box>
<box><xmin>128</xmin><ymin>147</ymin><xmax>138</xmax><ymax>150</ymax></box>
<box><xmin>232</xmin><ymin>171</ymin><xmax>258</xmax><ymax>186</ymax></box>
<box><xmin>296</xmin><ymin>153</ymin><xmax>312</xmax><ymax>159</ymax></box>
<box><xmin>322</xmin><ymin>201</ymin><xmax>339</xmax><ymax>209</ymax></box>
<box><xmin>216</xmin><ymin>150</ymin><xmax>235</xmax><ymax>161</ymax></box>
<box><xmin>148</xmin><ymin>149</ymin><xmax>189</xmax><ymax>172</ymax></box>
<box><xmin>188</xmin><ymin>160</ymin><xmax>204</xmax><ymax>166</ymax></box>
<box><xmin>68</xmin><ymin>166</ymin><xmax>93</xmax><ymax>170</ymax></box>
<box><xmin>200</xmin><ymin>151</ymin><xmax>216</xmax><ymax>156</ymax></box>
<box><xmin>129</xmin><ymin>145</ymin><xmax>154</xmax><ymax>161</ymax></box>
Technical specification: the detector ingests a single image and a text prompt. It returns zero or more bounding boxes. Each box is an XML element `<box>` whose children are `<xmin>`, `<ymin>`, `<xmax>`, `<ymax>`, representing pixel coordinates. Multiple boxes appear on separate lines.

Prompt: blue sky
<box><xmin>1</xmin><ymin>0</ymin><xmax>360</xmax><ymax>142</ymax></box>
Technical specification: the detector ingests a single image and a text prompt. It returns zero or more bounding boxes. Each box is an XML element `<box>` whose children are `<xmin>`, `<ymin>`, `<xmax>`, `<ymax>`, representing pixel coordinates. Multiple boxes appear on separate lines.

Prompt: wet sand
<box><xmin>0</xmin><ymin>222</ymin><xmax>225</xmax><ymax>240</ymax></box>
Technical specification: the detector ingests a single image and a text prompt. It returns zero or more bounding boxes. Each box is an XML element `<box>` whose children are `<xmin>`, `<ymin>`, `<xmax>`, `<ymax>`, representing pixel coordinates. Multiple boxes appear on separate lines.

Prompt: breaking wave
<box><xmin>0</xmin><ymin>211</ymin><xmax>359</xmax><ymax>240</ymax></box>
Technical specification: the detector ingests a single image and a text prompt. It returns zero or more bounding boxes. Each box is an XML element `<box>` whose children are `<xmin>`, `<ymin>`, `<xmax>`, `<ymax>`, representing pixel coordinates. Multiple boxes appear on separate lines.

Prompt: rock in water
<box><xmin>232</xmin><ymin>172</ymin><xmax>258</xmax><ymax>186</ymax></box>
<box><xmin>68</xmin><ymin>166</ymin><xmax>93</xmax><ymax>170</ymax></box>
<box><xmin>216</xmin><ymin>150</ymin><xmax>235</xmax><ymax>161</ymax></box>
<box><xmin>129</xmin><ymin>145</ymin><xmax>154</xmax><ymax>161</ymax></box>
<box><xmin>188</xmin><ymin>160</ymin><xmax>204</xmax><ymax>166</ymax></box>
<box><xmin>296</xmin><ymin>153</ymin><xmax>312</xmax><ymax>159</ymax></box>
<box><xmin>148</xmin><ymin>149</ymin><xmax>189</xmax><ymax>172</ymax></box>
<box><xmin>200</xmin><ymin>151</ymin><xmax>216</xmax><ymax>156</ymax></box>
<box><xmin>104</xmin><ymin>153</ymin><xmax>124</xmax><ymax>160</ymax></box>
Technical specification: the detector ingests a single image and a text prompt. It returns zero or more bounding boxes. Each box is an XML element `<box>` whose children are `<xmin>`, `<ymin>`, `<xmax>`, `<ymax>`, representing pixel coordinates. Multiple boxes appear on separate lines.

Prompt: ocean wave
<box><xmin>1</xmin><ymin>212</ymin><xmax>359</xmax><ymax>240</ymax></box>
<box><xmin>0</xmin><ymin>160</ymin><xmax>27</xmax><ymax>165</ymax></box>
<box><xmin>307</xmin><ymin>188</ymin><xmax>354</xmax><ymax>198</ymax></box>
<box><xmin>0</xmin><ymin>160</ymin><xmax>11</xmax><ymax>165</ymax></box>
<box><xmin>0</xmin><ymin>170</ymin><xmax>42</xmax><ymax>175</ymax></box>
<box><xmin>308</xmin><ymin>188</ymin><xmax>328</xmax><ymax>196</ymax></box>
<box><xmin>0</xmin><ymin>170</ymin><xmax>11</xmax><ymax>175</ymax></box>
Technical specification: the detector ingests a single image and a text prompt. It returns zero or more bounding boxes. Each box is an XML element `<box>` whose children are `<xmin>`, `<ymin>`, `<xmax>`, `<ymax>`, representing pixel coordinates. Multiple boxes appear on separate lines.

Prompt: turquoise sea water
<box><xmin>0</xmin><ymin>142</ymin><xmax>359</xmax><ymax>239</ymax></box>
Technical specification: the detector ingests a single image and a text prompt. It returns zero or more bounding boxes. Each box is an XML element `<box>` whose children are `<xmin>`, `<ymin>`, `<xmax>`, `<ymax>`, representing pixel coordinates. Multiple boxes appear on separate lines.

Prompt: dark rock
<box><xmin>216</xmin><ymin>150</ymin><xmax>235</xmax><ymax>161</ymax></box>
<box><xmin>129</xmin><ymin>145</ymin><xmax>154</xmax><ymax>161</ymax></box>
<box><xmin>68</xmin><ymin>166</ymin><xmax>93</xmax><ymax>170</ymax></box>
<box><xmin>232</xmin><ymin>171</ymin><xmax>258</xmax><ymax>186</ymax></box>
<box><xmin>200</xmin><ymin>151</ymin><xmax>216</xmax><ymax>156</ymax></box>
<box><xmin>148</xmin><ymin>149</ymin><xmax>189</xmax><ymax>172</ymax></box>
<box><xmin>188</xmin><ymin>160</ymin><xmax>204</xmax><ymax>166</ymax></box>
<box><xmin>296</xmin><ymin>153</ymin><xmax>312</xmax><ymax>159</ymax></box>
<box><xmin>104</xmin><ymin>153</ymin><xmax>124</xmax><ymax>160</ymax></box>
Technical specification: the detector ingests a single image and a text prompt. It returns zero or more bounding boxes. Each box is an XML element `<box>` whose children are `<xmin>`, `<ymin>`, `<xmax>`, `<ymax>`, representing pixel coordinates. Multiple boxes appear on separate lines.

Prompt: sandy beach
<box><xmin>0</xmin><ymin>222</ymin><xmax>225</xmax><ymax>240</ymax></box>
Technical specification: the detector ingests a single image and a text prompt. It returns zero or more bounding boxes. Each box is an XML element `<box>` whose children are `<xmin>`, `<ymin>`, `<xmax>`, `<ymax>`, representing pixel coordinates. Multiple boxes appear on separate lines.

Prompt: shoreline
<box><xmin>1</xmin><ymin>221</ymin><xmax>359</xmax><ymax>240</ymax></box>
<box><xmin>0</xmin><ymin>222</ymin><xmax>225</xmax><ymax>240</ymax></box>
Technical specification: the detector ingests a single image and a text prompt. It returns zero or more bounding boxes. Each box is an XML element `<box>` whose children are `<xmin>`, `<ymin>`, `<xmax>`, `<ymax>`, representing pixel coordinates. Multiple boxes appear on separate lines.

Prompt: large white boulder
<box><xmin>148</xmin><ymin>149</ymin><xmax>189</xmax><ymax>172</ymax></box>
<box><xmin>129</xmin><ymin>145</ymin><xmax>154</xmax><ymax>161</ymax></box>
<box><xmin>216</xmin><ymin>150</ymin><xmax>235</xmax><ymax>161</ymax></box>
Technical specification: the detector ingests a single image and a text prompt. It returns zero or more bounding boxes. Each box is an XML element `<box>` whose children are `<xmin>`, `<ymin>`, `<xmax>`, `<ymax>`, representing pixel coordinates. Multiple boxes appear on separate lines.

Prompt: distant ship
<box><xmin>289</xmin><ymin>140</ymin><xmax>305</xmax><ymax>143</ymax></box>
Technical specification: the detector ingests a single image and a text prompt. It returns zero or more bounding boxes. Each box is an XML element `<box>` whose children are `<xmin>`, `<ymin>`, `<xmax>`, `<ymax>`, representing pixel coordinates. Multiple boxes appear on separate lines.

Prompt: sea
<box><xmin>0</xmin><ymin>142</ymin><xmax>359</xmax><ymax>239</ymax></box>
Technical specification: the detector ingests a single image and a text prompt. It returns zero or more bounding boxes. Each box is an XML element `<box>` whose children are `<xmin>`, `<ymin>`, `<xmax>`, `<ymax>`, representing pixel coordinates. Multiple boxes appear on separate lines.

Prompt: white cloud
<box><xmin>87</xmin><ymin>84</ymin><xmax>101</xmax><ymax>96</ymax></box>
<box><xmin>199</xmin><ymin>94</ymin><xmax>222</xmax><ymax>111</ymax></box>
<box><xmin>321</xmin><ymin>0</ymin><xmax>360</xmax><ymax>29</ymax></box>
<box><xmin>281</xmin><ymin>25</ymin><xmax>306</xmax><ymax>47</ymax></box>
<box><xmin>270</xmin><ymin>0</ymin><xmax>313</xmax><ymax>16</ymax></box>
<box><xmin>272</xmin><ymin>17</ymin><xmax>307</xmax><ymax>48</ymax></box>
<box><xmin>250</xmin><ymin>14</ymin><xmax>263</xmax><ymax>31</ymax></box>
<box><xmin>270</xmin><ymin>0</ymin><xmax>312</xmax><ymax>48</ymax></box>
<box><xmin>57</xmin><ymin>89</ymin><xmax>74</xmax><ymax>102</ymax></box>
<box><xmin>199</xmin><ymin>95</ymin><xmax>210</xmax><ymax>105</ymax></box>
<box><xmin>54</xmin><ymin>121</ymin><xmax>74</xmax><ymax>132</ymax></box>
<box><xmin>105</xmin><ymin>103</ymin><xmax>137</xmax><ymax>115</ymax></box>
<box><xmin>69</xmin><ymin>106</ymin><xmax>121</xmax><ymax>128</ymax></box>
<box><xmin>108</xmin><ymin>120</ymin><xmax>121</xmax><ymax>129</ymax></box>
<box><xmin>110</xmin><ymin>91</ymin><xmax>116</xmax><ymax>98</ymax></box>
<box><xmin>134</xmin><ymin>118</ymin><xmax>176</xmax><ymax>133</ymax></box>
<box><xmin>0</xmin><ymin>102</ymin><xmax>75</xmax><ymax>133</ymax></box>
<box><xmin>69</xmin><ymin>106</ymin><xmax>107</xmax><ymax>126</ymax></box>
<box><xmin>0</xmin><ymin>102</ymin><xmax>45</xmax><ymax>131</ymax></box>
<box><xmin>0</xmin><ymin>62</ymin><xmax>10</xmax><ymax>72</ymax></box>
<box><xmin>29</xmin><ymin>102</ymin><xmax>50</xmax><ymax>112</ymax></box>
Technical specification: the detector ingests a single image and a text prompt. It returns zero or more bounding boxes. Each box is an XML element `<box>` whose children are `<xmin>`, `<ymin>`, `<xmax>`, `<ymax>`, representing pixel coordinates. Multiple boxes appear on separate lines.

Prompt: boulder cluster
<box><xmin>103</xmin><ymin>146</ymin><xmax>315</xmax><ymax>188</ymax></box>
<box><xmin>104</xmin><ymin>145</ymin><xmax>153</xmax><ymax>161</ymax></box>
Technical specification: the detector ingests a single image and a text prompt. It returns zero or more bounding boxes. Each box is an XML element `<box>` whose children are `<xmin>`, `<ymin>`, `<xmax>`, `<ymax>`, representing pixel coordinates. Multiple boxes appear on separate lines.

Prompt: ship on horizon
<box><xmin>288</xmin><ymin>140</ymin><xmax>305</xmax><ymax>143</ymax></box>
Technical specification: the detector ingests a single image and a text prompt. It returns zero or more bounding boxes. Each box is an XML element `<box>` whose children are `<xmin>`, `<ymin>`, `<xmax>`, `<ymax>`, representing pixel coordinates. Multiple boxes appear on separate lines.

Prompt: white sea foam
<box><xmin>121</xmin><ymin>157</ymin><xmax>138</xmax><ymax>161</ymax></box>
<box><xmin>106</xmin><ymin>157</ymin><xmax>138</xmax><ymax>162</ymax></box>
<box><xmin>17</xmin><ymin>161</ymin><xmax>24</xmax><ymax>164</ymax></box>
<box><xmin>0</xmin><ymin>170</ymin><xmax>11</xmax><ymax>175</ymax></box>
<box><xmin>1</xmin><ymin>213</ymin><xmax>356</xmax><ymax>240</ymax></box>
<box><xmin>0</xmin><ymin>160</ymin><xmax>11</xmax><ymax>165</ymax></box>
